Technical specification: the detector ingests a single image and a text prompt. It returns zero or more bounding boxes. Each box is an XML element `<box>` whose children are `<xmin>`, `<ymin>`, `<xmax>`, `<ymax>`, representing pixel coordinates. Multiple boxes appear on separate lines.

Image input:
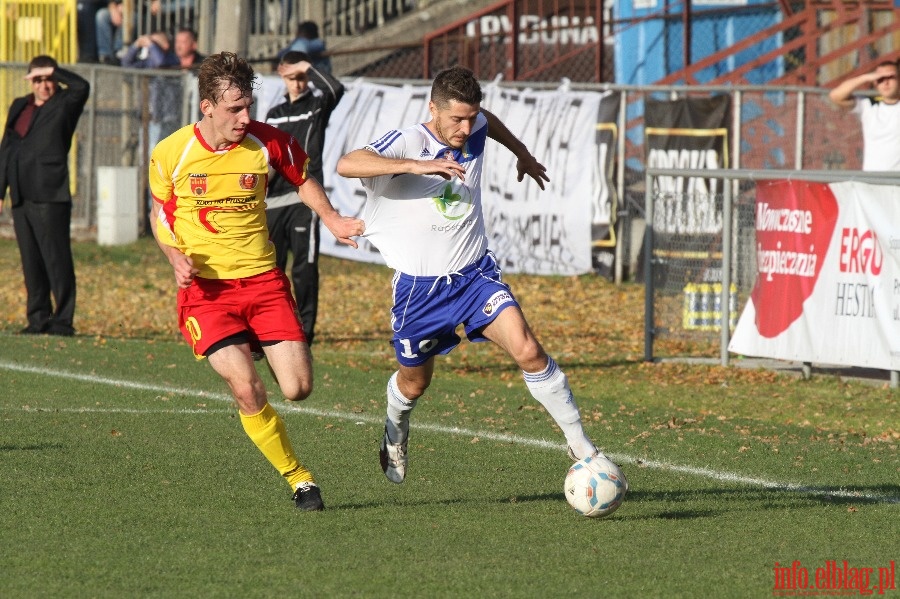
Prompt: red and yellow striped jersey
<box><xmin>150</xmin><ymin>121</ymin><xmax>310</xmax><ymax>279</ymax></box>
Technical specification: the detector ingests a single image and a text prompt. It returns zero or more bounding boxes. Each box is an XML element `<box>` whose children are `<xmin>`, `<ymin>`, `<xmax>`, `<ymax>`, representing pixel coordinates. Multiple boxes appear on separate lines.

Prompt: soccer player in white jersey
<box><xmin>337</xmin><ymin>66</ymin><xmax>621</xmax><ymax>485</ymax></box>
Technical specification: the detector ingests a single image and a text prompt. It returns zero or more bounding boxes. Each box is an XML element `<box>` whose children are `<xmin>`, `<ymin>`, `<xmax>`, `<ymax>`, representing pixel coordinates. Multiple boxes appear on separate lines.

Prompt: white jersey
<box><xmin>359</xmin><ymin>113</ymin><xmax>490</xmax><ymax>276</ymax></box>
<box><xmin>852</xmin><ymin>97</ymin><xmax>900</xmax><ymax>171</ymax></box>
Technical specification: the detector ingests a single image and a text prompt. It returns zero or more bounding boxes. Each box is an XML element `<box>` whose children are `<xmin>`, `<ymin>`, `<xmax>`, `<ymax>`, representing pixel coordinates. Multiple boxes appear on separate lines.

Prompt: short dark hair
<box><xmin>280</xmin><ymin>51</ymin><xmax>311</xmax><ymax>66</ymax></box>
<box><xmin>28</xmin><ymin>55</ymin><xmax>58</xmax><ymax>73</ymax></box>
<box><xmin>431</xmin><ymin>66</ymin><xmax>483</xmax><ymax>108</ymax></box>
<box><xmin>197</xmin><ymin>52</ymin><xmax>256</xmax><ymax>104</ymax></box>
<box><xmin>176</xmin><ymin>27</ymin><xmax>198</xmax><ymax>41</ymax></box>
<box><xmin>297</xmin><ymin>21</ymin><xmax>319</xmax><ymax>39</ymax></box>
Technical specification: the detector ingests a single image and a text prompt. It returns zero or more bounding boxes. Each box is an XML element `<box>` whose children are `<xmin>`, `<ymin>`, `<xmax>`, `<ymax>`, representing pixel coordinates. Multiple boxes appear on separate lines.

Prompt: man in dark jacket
<box><xmin>264</xmin><ymin>51</ymin><xmax>344</xmax><ymax>345</ymax></box>
<box><xmin>0</xmin><ymin>56</ymin><xmax>90</xmax><ymax>336</ymax></box>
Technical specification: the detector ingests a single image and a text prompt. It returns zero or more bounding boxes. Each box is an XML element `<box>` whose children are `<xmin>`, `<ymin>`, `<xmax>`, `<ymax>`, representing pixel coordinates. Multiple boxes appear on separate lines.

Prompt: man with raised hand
<box><xmin>0</xmin><ymin>55</ymin><xmax>89</xmax><ymax>337</ymax></box>
<box><xmin>829</xmin><ymin>59</ymin><xmax>900</xmax><ymax>171</ymax></box>
<box><xmin>264</xmin><ymin>51</ymin><xmax>345</xmax><ymax>346</ymax></box>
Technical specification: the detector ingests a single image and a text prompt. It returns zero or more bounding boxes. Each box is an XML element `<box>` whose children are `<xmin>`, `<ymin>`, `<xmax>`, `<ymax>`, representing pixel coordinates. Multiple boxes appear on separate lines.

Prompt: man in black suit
<box><xmin>0</xmin><ymin>56</ymin><xmax>90</xmax><ymax>336</ymax></box>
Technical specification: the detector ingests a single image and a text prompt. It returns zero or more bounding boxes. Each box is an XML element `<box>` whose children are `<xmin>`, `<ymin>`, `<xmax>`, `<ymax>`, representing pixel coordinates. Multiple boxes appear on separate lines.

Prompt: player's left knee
<box><xmin>282</xmin><ymin>379</ymin><xmax>313</xmax><ymax>402</ymax></box>
<box><xmin>514</xmin><ymin>339</ymin><xmax>545</xmax><ymax>369</ymax></box>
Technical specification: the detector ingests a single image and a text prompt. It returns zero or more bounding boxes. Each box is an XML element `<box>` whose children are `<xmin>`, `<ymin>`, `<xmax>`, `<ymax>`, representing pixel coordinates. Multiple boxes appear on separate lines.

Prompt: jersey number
<box><xmin>397</xmin><ymin>338</ymin><xmax>438</xmax><ymax>359</ymax></box>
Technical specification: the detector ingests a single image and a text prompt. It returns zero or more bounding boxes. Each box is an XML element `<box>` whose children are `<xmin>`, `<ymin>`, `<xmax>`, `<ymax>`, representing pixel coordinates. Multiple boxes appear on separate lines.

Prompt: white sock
<box><xmin>523</xmin><ymin>357</ymin><xmax>597</xmax><ymax>459</ymax></box>
<box><xmin>386</xmin><ymin>371</ymin><xmax>416</xmax><ymax>444</ymax></box>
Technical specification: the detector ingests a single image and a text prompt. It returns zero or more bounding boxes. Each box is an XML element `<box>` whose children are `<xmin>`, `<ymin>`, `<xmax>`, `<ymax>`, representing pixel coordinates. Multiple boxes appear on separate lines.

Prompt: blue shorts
<box><xmin>389</xmin><ymin>252</ymin><xmax>520</xmax><ymax>367</ymax></box>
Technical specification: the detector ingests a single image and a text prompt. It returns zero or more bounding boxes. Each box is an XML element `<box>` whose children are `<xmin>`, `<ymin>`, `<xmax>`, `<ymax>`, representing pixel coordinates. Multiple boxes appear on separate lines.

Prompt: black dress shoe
<box><xmin>19</xmin><ymin>325</ymin><xmax>48</xmax><ymax>335</ymax></box>
<box><xmin>47</xmin><ymin>325</ymin><xmax>75</xmax><ymax>337</ymax></box>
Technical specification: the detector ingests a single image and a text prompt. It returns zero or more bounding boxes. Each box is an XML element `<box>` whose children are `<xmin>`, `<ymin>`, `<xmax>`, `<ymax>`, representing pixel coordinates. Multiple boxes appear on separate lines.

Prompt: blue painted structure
<box><xmin>614</xmin><ymin>0</ymin><xmax>785</xmax><ymax>85</ymax></box>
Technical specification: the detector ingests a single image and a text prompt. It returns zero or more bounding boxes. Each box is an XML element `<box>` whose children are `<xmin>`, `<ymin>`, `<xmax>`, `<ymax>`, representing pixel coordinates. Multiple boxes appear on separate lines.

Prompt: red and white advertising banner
<box><xmin>729</xmin><ymin>180</ymin><xmax>900</xmax><ymax>370</ymax></box>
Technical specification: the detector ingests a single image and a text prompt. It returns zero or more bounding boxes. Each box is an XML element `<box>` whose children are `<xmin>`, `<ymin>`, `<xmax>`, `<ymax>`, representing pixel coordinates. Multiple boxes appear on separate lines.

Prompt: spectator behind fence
<box><xmin>174</xmin><ymin>27</ymin><xmax>204</xmax><ymax>70</ymax></box>
<box><xmin>77</xmin><ymin>1</ymin><xmax>104</xmax><ymax>63</ymax></box>
<box><xmin>0</xmin><ymin>56</ymin><xmax>90</xmax><ymax>336</ymax></box>
<box><xmin>121</xmin><ymin>31</ymin><xmax>182</xmax><ymax>153</ymax></box>
<box><xmin>828</xmin><ymin>59</ymin><xmax>900</xmax><ymax>171</ymax></box>
<box><xmin>96</xmin><ymin>0</ymin><xmax>192</xmax><ymax>65</ymax></box>
<box><xmin>278</xmin><ymin>21</ymin><xmax>331</xmax><ymax>74</ymax></box>
<box><xmin>264</xmin><ymin>51</ymin><xmax>345</xmax><ymax>346</ymax></box>
<box><xmin>95</xmin><ymin>0</ymin><xmax>124</xmax><ymax>65</ymax></box>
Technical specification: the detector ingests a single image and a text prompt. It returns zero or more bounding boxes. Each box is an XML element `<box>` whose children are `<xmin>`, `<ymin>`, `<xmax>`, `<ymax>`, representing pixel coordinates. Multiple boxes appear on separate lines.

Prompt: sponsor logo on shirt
<box><xmin>419</xmin><ymin>146</ymin><xmax>431</xmax><ymax>158</ymax></box>
<box><xmin>190</xmin><ymin>173</ymin><xmax>207</xmax><ymax>196</ymax></box>
<box><xmin>482</xmin><ymin>290</ymin><xmax>513</xmax><ymax>316</ymax></box>
<box><xmin>431</xmin><ymin>183</ymin><xmax>474</xmax><ymax>221</ymax></box>
<box><xmin>239</xmin><ymin>174</ymin><xmax>259</xmax><ymax>190</ymax></box>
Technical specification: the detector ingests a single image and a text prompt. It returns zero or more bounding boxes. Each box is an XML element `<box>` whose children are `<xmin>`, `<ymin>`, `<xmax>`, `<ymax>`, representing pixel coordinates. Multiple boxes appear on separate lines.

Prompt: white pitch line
<box><xmin>19</xmin><ymin>406</ymin><xmax>233</xmax><ymax>415</ymax></box>
<box><xmin>2</xmin><ymin>359</ymin><xmax>898</xmax><ymax>504</ymax></box>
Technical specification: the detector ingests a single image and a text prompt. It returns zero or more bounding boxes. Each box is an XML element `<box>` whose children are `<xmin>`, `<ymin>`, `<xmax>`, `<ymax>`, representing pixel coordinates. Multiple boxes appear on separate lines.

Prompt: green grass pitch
<box><xmin>0</xmin><ymin>237</ymin><xmax>897</xmax><ymax>597</ymax></box>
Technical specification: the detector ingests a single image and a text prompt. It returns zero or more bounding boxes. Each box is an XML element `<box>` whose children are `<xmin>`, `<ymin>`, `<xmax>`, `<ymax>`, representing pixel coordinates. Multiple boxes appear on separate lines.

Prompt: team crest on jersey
<box><xmin>239</xmin><ymin>174</ymin><xmax>259</xmax><ymax>190</ymax></box>
<box><xmin>441</xmin><ymin>150</ymin><xmax>455</xmax><ymax>161</ymax></box>
<box><xmin>431</xmin><ymin>182</ymin><xmax>474</xmax><ymax>221</ymax></box>
<box><xmin>482</xmin><ymin>290</ymin><xmax>513</xmax><ymax>316</ymax></box>
<box><xmin>190</xmin><ymin>173</ymin><xmax>207</xmax><ymax>196</ymax></box>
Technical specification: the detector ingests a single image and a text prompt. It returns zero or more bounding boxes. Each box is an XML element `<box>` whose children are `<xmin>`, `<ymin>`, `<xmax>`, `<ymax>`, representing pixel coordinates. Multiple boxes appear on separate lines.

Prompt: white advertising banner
<box><xmin>256</xmin><ymin>77</ymin><xmax>612</xmax><ymax>274</ymax></box>
<box><xmin>728</xmin><ymin>180</ymin><xmax>900</xmax><ymax>370</ymax></box>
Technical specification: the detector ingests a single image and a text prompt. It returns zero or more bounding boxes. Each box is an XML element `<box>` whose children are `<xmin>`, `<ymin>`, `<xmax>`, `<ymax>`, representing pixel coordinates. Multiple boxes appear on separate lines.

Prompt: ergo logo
<box><xmin>838</xmin><ymin>228</ymin><xmax>882</xmax><ymax>275</ymax></box>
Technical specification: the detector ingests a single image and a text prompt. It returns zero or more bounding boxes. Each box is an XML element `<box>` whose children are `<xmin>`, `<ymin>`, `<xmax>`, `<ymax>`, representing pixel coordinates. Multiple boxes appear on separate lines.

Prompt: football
<box><xmin>564</xmin><ymin>455</ymin><xmax>628</xmax><ymax>518</ymax></box>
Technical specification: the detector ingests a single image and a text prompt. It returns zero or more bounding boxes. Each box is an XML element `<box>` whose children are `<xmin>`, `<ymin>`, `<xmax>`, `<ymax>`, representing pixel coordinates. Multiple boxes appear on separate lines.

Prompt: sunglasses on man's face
<box><xmin>876</xmin><ymin>75</ymin><xmax>897</xmax><ymax>84</ymax></box>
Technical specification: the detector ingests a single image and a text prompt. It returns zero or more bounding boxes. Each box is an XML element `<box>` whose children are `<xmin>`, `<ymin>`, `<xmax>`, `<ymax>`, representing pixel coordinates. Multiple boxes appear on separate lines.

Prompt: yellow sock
<box><xmin>240</xmin><ymin>403</ymin><xmax>315</xmax><ymax>490</ymax></box>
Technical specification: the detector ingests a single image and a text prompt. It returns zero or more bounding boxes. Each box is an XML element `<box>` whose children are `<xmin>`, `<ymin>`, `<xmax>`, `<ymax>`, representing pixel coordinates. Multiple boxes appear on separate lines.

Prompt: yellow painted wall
<box><xmin>1</xmin><ymin>0</ymin><xmax>77</xmax><ymax>133</ymax></box>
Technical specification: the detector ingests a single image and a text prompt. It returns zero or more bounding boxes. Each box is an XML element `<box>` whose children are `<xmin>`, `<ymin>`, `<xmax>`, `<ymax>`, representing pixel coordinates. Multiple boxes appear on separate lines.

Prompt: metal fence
<box><xmin>423</xmin><ymin>0</ymin><xmax>608</xmax><ymax>82</ymax></box>
<box><xmin>609</xmin><ymin>84</ymin><xmax>870</xmax><ymax>285</ymax></box>
<box><xmin>642</xmin><ymin>169</ymin><xmax>758</xmax><ymax>364</ymax></box>
<box><xmin>0</xmin><ymin>70</ymin><xmax>876</xmax><ymax>247</ymax></box>
<box><xmin>325</xmin><ymin>0</ymin><xmax>423</xmax><ymax>37</ymax></box>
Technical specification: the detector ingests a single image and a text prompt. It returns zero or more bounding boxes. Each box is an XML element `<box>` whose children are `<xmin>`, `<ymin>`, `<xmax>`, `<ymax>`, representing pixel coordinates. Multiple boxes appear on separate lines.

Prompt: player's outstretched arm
<box><xmin>337</xmin><ymin>148</ymin><xmax>465</xmax><ymax>180</ymax></box>
<box><xmin>296</xmin><ymin>177</ymin><xmax>365</xmax><ymax>248</ymax></box>
<box><xmin>482</xmin><ymin>109</ymin><xmax>550</xmax><ymax>190</ymax></box>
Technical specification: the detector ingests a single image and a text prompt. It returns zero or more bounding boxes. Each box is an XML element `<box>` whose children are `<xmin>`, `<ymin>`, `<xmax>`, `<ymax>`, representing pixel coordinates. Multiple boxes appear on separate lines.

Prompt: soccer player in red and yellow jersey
<box><xmin>149</xmin><ymin>52</ymin><xmax>364</xmax><ymax>511</ymax></box>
